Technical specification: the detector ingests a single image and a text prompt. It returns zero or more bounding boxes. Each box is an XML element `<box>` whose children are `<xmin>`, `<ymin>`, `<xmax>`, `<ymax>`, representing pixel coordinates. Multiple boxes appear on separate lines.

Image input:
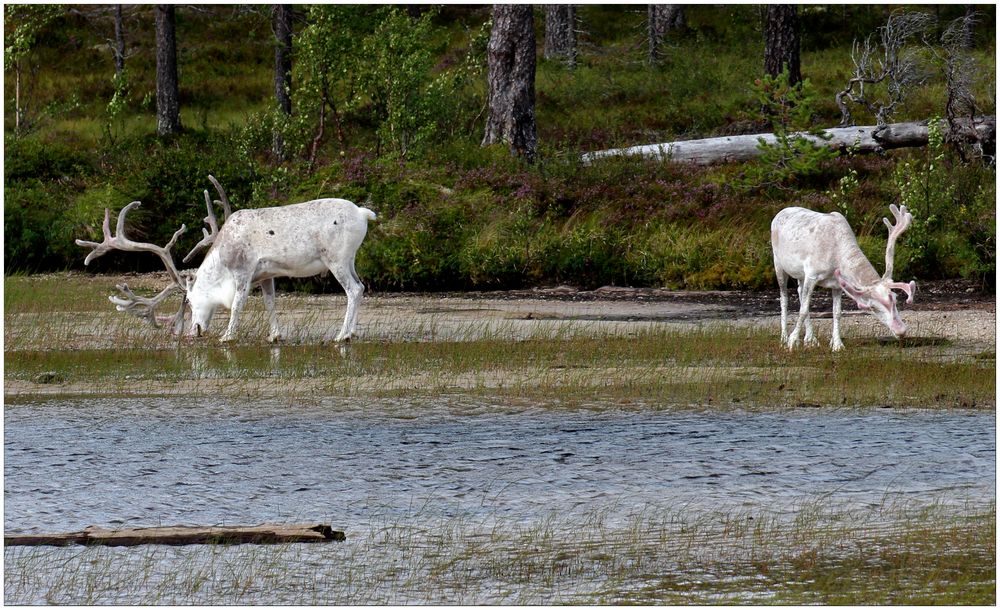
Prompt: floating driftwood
<box><xmin>5</xmin><ymin>523</ymin><xmax>345</xmax><ymax>547</ymax></box>
<box><xmin>581</xmin><ymin>116</ymin><xmax>996</xmax><ymax>165</ymax></box>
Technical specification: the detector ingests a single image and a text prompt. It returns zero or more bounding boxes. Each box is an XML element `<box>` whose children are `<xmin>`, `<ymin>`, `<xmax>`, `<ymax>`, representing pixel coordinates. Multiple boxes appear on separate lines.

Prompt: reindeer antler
<box><xmin>881</xmin><ymin>203</ymin><xmax>912</xmax><ymax>280</ymax></box>
<box><xmin>183</xmin><ymin>175</ymin><xmax>233</xmax><ymax>263</ymax></box>
<box><xmin>882</xmin><ymin>203</ymin><xmax>916</xmax><ymax>303</ymax></box>
<box><xmin>183</xmin><ymin>189</ymin><xmax>221</xmax><ymax>263</ymax></box>
<box><xmin>110</xmin><ymin>281</ymin><xmax>188</xmax><ymax>333</ymax></box>
<box><xmin>76</xmin><ymin>201</ymin><xmax>189</xmax><ymax>328</ymax></box>
<box><xmin>207</xmin><ymin>174</ymin><xmax>232</xmax><ymax>221</ymax></box>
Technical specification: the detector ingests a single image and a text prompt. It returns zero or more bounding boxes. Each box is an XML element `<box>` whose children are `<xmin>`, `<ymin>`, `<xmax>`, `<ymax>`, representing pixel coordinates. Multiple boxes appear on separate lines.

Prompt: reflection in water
<box><xmin>266</xmin><ymin>343</ymin><xmax>348</xmax><ymax>370</ymax></box>
<box><xmin>4</xmin><ymin>398</ymin><xmax>993</xmax><ymax>536</ymax></box>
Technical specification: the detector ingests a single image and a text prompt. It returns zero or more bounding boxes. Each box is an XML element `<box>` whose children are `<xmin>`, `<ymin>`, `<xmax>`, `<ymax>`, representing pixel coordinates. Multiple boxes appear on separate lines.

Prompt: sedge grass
<box><xmin>4</xmin><ymin>274</ymin><xmax>993</xmax><ymax>604</ymax></box>
<box><xmin>5</xmin><ymin>274</ymin><xmax>994</xmax><ymax>408</ymax></box>
<box><xmin>4</xmin><ymin>501</ymin><xmax>993</xmax><ymax>605</ymax></box>
<box><xmin>5</xmin><ymin>322</ymin><xmax>994</xmax><ymax>408</ymax></box>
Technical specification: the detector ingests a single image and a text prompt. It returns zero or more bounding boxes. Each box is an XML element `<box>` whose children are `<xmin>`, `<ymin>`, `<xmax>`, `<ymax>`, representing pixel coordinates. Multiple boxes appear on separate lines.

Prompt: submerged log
<box><xmin>581</xmin><ymin>116</ymin><xmax>996</xmax><ymax>165</ymax></box>
<box><xmin>5</xmin><ymin>523</ymin><xmax>346</xmax><ymax>547</ymax></box>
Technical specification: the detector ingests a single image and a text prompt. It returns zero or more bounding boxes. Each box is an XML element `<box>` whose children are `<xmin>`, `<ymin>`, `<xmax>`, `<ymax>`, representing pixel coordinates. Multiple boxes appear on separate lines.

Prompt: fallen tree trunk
<box><xmin>581</xmin><ymin>116</ymin><xmax>995</xmax><ymax>165</ymax></box>
<box><xmin>5</xmin><ymin>523</ymin><xmax>346</xmax><ymax>547</ymax></box>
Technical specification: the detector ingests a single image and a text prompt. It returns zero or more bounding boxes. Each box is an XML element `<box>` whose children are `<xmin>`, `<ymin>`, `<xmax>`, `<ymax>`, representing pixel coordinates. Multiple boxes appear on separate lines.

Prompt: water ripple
<box><xmin>4</xmin><ymin>398</ymin><xmax>995</xmax><ymax>534</ymax></box>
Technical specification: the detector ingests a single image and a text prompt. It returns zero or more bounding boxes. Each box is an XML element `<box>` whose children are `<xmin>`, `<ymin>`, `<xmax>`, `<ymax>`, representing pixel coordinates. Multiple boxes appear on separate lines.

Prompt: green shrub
<box><xmin>739</xmin><ymin>69</ymin><xmax>839</xmax><ymax>191</ymax></box>
<box><xmin>642</xmin><ymin>222</ymin><xmax>773</xmax><ymax>290</ymax></box>
<box><xmin>892</xmin><ymin>120</ymin><xmax>995</xmax><ymax>285</ymax></box>
<box><xmin>4</xmin><ymin>136</ymin><xmax>92</xmax><ymax>182</ymax></box>
<box><xmin>99</xmin><ymin>131</ymin><xmax>261</xmax><ymax>257</ymax></box>
<box><xmin>4</xmin><ymin>181</ymin><xmax>106</xmax><ymax>272</ymax></box>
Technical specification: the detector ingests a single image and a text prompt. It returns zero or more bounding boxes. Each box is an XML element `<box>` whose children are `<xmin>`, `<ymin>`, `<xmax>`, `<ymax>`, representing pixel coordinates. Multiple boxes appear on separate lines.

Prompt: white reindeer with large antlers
<box><xmin>770</xmin><ymin>204</ymin><xmax>916</xmax><ymax>351</ymax></box>
<box><xmin>77</xmin><ymin>176</ymin><xmax>376</xmax><ymax>343</ymax></box>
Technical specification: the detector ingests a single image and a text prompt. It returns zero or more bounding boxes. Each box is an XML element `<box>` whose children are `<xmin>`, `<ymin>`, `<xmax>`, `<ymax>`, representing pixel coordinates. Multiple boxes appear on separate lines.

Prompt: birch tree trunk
<box><xmin>14</xmin><ymin>62</ymin><xmax>22</xmax><ymax>135</ymax></box>
<box><xmin>155</xmin><ymin>4</ymin><xmax>181</xmax><ymax>136</ymax></box>
<box><xmin>482</xmin><ymin>4</ymin><xmax>537</xmax><ymax>162</ymax></box>
<box><xmin>113</xmin><ymin>4</ymin><xmax>125</xmax><ymax>77</ymax></box>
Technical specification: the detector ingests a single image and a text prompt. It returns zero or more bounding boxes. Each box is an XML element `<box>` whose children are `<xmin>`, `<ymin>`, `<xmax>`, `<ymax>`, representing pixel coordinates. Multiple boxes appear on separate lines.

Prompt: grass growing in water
<box><xmin>5</xmin><ymin>274</ymin><xmax>994</xmax><ymax>603</ymax></box>
<box><xmin>4</xmin><ymin>502</ymin><xmax>994</xmax><ymax>605</ymax></box>
<box><xmin>5</xmin><ymin>274</ymin><xmax>993</xmax><ymax>408</ymax></box>
<box><xmin>5</xmin><ymin>317</ymin><xmax>993</xmax><ymax>408</ymax></box>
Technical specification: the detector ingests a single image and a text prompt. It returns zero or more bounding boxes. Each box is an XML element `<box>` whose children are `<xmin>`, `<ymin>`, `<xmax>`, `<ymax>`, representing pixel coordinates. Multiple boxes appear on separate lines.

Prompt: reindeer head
<box><xmin>835</xmin><ymin>204</ymin><xmax>916</xmax><ymax>338</ymax></box>
<box><xmin>76</xmin><ymin>176</ymin><xmax>231</xmax><ymax>338</ymax></box>
<box><xmin>186</xmin><ymin>281</ymin><xmax>220</xmax><ymax>338</ymax></box>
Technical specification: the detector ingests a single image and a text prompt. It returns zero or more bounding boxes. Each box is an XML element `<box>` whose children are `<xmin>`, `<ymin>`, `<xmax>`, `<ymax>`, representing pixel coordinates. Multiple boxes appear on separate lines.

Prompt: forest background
<box><xmin>4</xmin><ymin>4</ymin><xmax>996</xmax><ymax>293</ymax></box>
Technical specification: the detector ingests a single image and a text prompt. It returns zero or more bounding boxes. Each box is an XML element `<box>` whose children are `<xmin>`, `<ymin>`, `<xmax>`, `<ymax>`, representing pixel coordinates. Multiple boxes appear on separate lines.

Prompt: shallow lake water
<box><xmin>5</xmin><ymin>397</ymin><xmax>995</xmax><ymax>604</ymax></box>
<box><xmin>5</xmin><ymin>398</ymin><xmax>994</xmax><ymax>535</ymax></box>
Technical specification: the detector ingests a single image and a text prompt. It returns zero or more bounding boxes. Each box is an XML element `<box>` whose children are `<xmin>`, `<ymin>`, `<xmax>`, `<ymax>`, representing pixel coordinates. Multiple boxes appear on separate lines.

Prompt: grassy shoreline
<box><xmin>5</xmin><ymin>332</ymin><xmax>995</xmax><ymax>409</ymax></box>
<box><xmin>5</xmin><ymin>274</ymin><xmax>994</xmax><ymax>408</ymax></box>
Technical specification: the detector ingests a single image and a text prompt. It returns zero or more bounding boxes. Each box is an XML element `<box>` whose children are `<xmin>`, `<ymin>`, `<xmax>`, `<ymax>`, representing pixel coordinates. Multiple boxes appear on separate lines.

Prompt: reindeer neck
<box><xmin>837</xmin><ymin>244</ymin><xmax>881</xmax><ymax>288</ymax></box>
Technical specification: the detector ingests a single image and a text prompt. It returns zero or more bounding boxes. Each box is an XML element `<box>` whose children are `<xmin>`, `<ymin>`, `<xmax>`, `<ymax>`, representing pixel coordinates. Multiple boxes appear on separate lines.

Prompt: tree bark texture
<box><xmin>544</xmin><ymin>4</ymin><xmax>576</xmax><ymax>67</ymax></box>
<box><xmin>273</xmin><ymin>5</ymin><xmax>293</xmax><ymax>116</ymax></box>
<box><xmin>482</xmin><ymin>4</ymin><xmax>538</xmax><ymax>162</ymax></box>
<box><xmin>648</xmin><ymin>5</ymin><xmax>684</xmax><ymax>64</ymax></box>
<box><xmin>113</xmin><ymin>4</ymin><xmax>125</xmax><ymax>77</ymax></box>
<box><xmin>155</xmin><ymin>4</ymin><xmax>181</xmax><ymax>136</ymax></box>
<box><xmin>14</xmin><ymin>63</ymin><xmax>22</xmax><ymax>134</ymax></box>
<box><xmin>764</xmin><ymin>4</ymin><xmax>800</xmax><ymax>85</ymax></box>
<box><xmin>581</xmin><ymin>116</ymin><xmax>996</xmax><ymax>165</ymax></box>
<box><xmin>272</xmin><ymin>4</ymin><xmax>293</xmax><ymax>159</ymax></box>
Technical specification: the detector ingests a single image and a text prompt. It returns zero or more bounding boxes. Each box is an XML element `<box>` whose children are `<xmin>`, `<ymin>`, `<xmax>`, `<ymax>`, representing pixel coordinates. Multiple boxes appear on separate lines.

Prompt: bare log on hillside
<box><xmin>5</xmin><ymin>523</ymin><xmax>346</xmax><ymax>547</ymax></box>
<box><xmin>580</xmin><ymin>116</ymin><xmax>996</xmax><ymax>165</ymax></box>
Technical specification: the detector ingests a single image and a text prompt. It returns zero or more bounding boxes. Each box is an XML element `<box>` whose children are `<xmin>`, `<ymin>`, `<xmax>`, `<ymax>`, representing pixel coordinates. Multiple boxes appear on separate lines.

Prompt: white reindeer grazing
<box><xmin>770</xmin><ymin>204</ymin><xmax>916</xmax><ymax>351</ymax></box>
<box><xmin>77</xmin><ymin>176</ymin><xmax>376</xmax><ymax>343</ymax></box>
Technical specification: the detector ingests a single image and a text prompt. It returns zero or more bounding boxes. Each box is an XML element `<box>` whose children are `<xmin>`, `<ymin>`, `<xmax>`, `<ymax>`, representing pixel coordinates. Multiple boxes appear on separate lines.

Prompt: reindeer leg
<box><xmin>221</xmin><ymin>279</ymin><xmax>252</xmax><ymax>343</ymax></box>
<box><xmin>799</xmin><ymin>280</ymin><xmax>818</xmax><ymax>347</ymax></box>
<box><xmin>776</xmin><ymin>267</ymin><xmax>789</xmax><ymax>345</ymax></box>
<box><xmin>329</xmin><ymin>259</ymin><xmax>364</xmax><ymax>342</ymax></box>
<box><xmin>788</xmin><ymin>277</ymin><xmax>816</xmax><ymax>350</ymax></box>
<box><xmin>830</xmin><ymin>288</ymin><xmax>845</xmax><ymax>351</ymax></box>
<box><xmin>261</xmin><ymin>278</ymin><xmax>281</xmax><ymax>342</ymax></box>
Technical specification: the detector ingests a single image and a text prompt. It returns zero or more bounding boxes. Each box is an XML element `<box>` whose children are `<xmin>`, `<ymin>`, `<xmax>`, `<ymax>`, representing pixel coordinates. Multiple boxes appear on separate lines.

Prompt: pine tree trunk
<box><xmin>482</xmin><ymin>4</ymin><xmax>537</xmax><ymax>162</ymax></box>
<box><xmin>764</xmin><ymin>4</ymin><xmax>801</xmax><ymax>85</ymax></box>
<box><xmin>648</xmin><ymin>5</ymin><xmax>684</xmax><ymax>64</ymax></box>
<box><xmin>155</xmin><ymin>4</ymin><xmax>181</xmax><ymax>136</ymax></box>
<box><xmin>544</xmin><ymin>5</ymin><xmax>576</xmax><ymax>68</ymax></box>
<box><xmin>273</xmin><ymin>4</ymin><xmax>293</xmax><ymax>159</ymax></box>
